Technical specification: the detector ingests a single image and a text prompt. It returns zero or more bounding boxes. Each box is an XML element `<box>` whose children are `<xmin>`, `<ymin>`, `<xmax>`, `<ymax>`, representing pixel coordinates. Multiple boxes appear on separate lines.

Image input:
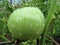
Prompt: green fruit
<box><xmin>7</xmin><ymin>7</ymin><xmax>45</xmax><ymax>40</ymax></box>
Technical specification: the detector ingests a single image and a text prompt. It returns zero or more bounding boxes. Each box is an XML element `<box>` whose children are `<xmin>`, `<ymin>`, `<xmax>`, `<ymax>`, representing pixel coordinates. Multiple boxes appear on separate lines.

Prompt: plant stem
<box><xmin>46</xmin><ymin>34</ymin><xmax>60</xmax><ymax>45</ymax></box>
<box><xmin>0</xmin><ymin>35</ymin><xmax>14</xmax><ymax>45</ymax></box>
<box><xmin>0</xmin><ymin>41</ymin><xmax>14</xmax><ymax>45</ymax></box>
<box><xmin>40</xmin><ymin>0</ymin><xmax>57</xmax><ymax>45</ymax></box>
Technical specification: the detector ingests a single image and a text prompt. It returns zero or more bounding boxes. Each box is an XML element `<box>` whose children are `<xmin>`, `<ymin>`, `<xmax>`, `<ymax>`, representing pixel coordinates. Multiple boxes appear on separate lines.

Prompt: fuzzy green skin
<box><xmin>8</xmin><ymin>7</ymin><xmax>45</xmax><ymax>40</ymax></box>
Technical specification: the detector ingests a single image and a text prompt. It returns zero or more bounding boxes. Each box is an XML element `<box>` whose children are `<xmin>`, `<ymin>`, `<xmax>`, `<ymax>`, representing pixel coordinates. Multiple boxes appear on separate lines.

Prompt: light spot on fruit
<box><xmin>19</xmin><ymin>34</ymin><xmax>22</xmax><ymax>36</ymax></box>
<box><xmin>10</xmin><ymin>24</ymin><xmax>13</xmax><ymax>27</ymax></box>
<box><xmin>22</xmin><ymin>21</ymin><xmax>25</xmax><ymax>24</ymax></box>
<box><xmin>16</xmin><ymin>17</ymin><xmax>22</xmax><ymax>22</ymax></box>
<box><xmin>43</xmin><ymin>24</ymin><xmax>45</xmax><ymax>26</ymax></box>
<box><xmin>36</xmin><ymin>30</ymin><xmax>40</xmax><ymax>34</ymax></box>
<box><xmin>29</xmin><ymin>23</ymin><xmax>33</xmax><ymax>28</ymax></box>
<box><xmin>10</xmin><ymin>24</ymin><xmax>15</xmax><ymax>28</ymax></box>
<box><xmin>36</xmin><ymin>23</ymin><xmax>39</xmax><ymax>26</ymax></box>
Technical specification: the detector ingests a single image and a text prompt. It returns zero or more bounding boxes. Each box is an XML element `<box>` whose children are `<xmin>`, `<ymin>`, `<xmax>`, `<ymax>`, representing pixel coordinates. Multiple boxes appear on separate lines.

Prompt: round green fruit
<box><xmin>7</xmin><ymin>7</ymin><xmax>45</xmax><ymax>40</ymax></box>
